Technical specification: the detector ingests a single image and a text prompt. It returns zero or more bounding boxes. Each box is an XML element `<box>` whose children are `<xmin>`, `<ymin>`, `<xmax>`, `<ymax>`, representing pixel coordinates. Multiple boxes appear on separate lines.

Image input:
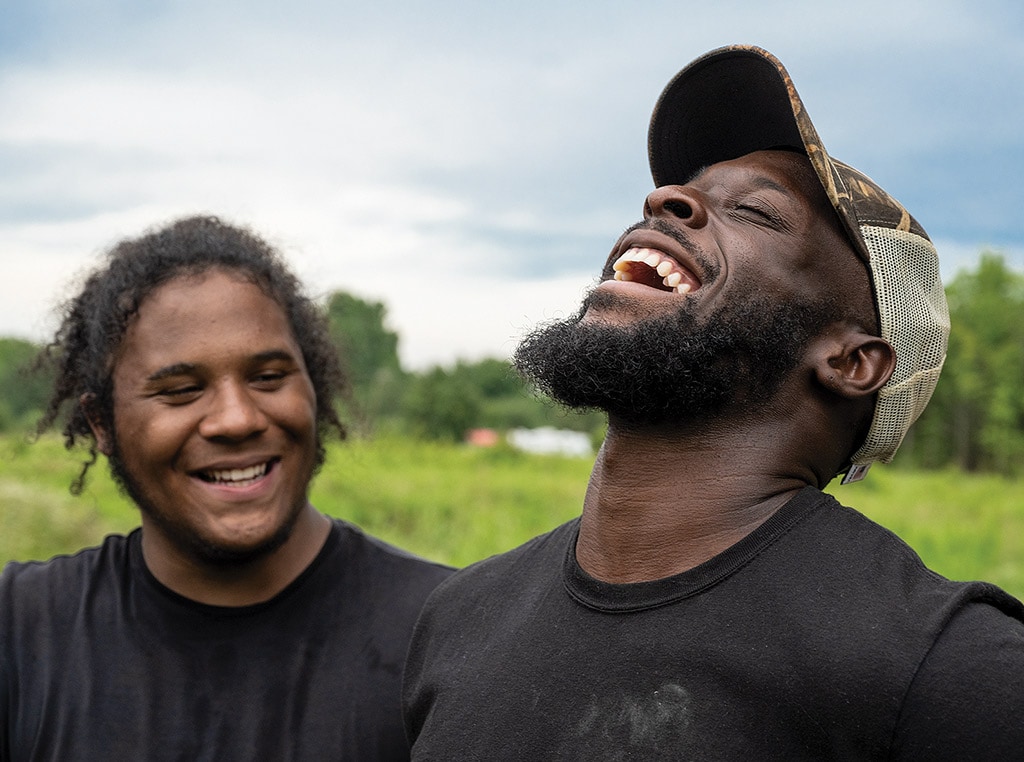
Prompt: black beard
<box><xmin>513</xmin><ymin>287</ymin><xmax>839</xmax><ymax>428</ymax></box>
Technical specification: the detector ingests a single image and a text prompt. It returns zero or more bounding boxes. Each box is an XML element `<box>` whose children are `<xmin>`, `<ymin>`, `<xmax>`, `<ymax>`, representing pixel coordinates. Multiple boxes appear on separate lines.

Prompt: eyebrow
<box><xmin>683</xmin><ymin>165</ymin><xmax>709</xmax><ymax>185</ymax></box>
<box><xmin>745</xmin><ymin>176</ymin><xmax>791</xmax><ymax>195</ymax></box>
<box><xmin>144</xmin><ymin>350</ymin><xmax>299</xmax><ymax>383</ymax></box>
<box><xmin>685</xmin><ymin>165</ymin><xmax>793</xmax><ymax>196</ymax></box>
<box><xmin>146</xmin><ymin>362</ymin><xmax>197</xmax><ymax>383</ymax></box>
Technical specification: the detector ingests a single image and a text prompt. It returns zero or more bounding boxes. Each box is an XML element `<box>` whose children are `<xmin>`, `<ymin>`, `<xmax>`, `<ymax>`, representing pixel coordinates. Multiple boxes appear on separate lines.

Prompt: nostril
<box><xmin>664</xmin><ymin>200</ymin><xmax>693</xmax><ymax>219</ymax></box>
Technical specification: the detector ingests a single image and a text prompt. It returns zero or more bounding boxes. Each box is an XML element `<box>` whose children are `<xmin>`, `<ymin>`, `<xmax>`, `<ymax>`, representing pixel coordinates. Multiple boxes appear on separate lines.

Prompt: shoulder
<box><xmin>404</xmin><ymin>519</ymin><xmax>578</xmax><ymax>688</ymax></box>
<box><xmin>806</xmin><ymin>492</ymin><xmax>1018</xmax><ymax>611</ymax></box>
<box><xmin>787</xmin><ymin>488</ymin><xmax>922</xmax><ymax>555</ymax></box>
<box><xmin>892</xmin><ymin>598</ymin><xmax>1024</xmax><ymax>757</ymax></box>
<box><xmin>1</xmin><ymin>534</ymin><xmax>136</xmax><ymax>671</ymax></box>
<box><xmin>1</xmin><ymin>533</ymin><xmax>135</xmax><ymax>610</ymax></box>
<box><xmin>417</xmin><ymin>519</ymin><xmax>579</xmax><ymax>618</ymax></box>
<box><xmin>759</xmin><ymin>490</ymin><xmax>1022</xmax><ymax>652</ymax></box>
<box><xmin>326</xmin><ymin>517</ymin><xmax>454</xmax><ymax>594</ymax></box>
<box><xmin>781</xmin><ymin>489</ymin><xmax>963</xmax><ymax>591</ymax></box>
<box><xmin>443</xmin><ymin>518</ymin><xmax>575</xmax><ymax>583</ymax></box>
<box><xmin>331</xmin><ymin>517</ymin><xmax>452</xmax><ymax>573</ymax></box>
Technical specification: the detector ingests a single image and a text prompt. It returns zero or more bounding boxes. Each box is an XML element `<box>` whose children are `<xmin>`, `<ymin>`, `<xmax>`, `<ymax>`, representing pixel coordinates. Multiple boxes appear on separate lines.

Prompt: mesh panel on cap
<box><xmin>850</xmin><ymin>225</ymin><xmax>950</xmax><ymax>465</ymax></box>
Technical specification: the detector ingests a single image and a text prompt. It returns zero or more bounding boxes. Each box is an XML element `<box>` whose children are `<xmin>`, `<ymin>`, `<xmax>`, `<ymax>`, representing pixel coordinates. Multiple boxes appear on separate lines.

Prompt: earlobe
<box><xmin>816</xmin><ymin>332</ymin><xmax>896</xmax><ymax>400</ymax></box>
<box><xmin>80</xmin><ymin>393</ymin><xmax>113</xmax><ymax>455</ymax></box>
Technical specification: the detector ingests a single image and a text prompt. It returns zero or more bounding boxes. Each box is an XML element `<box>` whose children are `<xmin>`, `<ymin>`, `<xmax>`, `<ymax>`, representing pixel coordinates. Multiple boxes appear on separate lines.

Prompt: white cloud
<box><xmin>933</xmin><ymin>238</ymin><xmax>1024</xmax><ymax>281</ymax></box>
<box><xmin>2</xmin><ymin>0</ymin><xmax>1022</xmax><ymax>368</ymax></box>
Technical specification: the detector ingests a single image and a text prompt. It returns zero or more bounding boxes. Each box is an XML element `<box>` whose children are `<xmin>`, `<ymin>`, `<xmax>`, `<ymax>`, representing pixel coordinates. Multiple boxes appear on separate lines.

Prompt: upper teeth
<box><xmin>612</xmin><ymin>247</ymin><xmax>695</xmax><ymax>294</ymax></box>
<box><xmin>205</xmin><ymin>462</ymin><xmax>269</xmax><ymax>484</ymax></box>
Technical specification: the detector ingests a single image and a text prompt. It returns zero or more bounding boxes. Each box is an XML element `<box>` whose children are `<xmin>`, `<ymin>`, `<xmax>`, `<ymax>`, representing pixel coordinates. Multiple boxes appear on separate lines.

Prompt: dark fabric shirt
<box><xmin>404</xmin><ymin>487</ymin><xmax>1024</xmax><ymax>760</ymax></box>
<box><xmin>2</xmin><ymin>518</ymin><xmax>452</xmax><ymax>761</ymax></box>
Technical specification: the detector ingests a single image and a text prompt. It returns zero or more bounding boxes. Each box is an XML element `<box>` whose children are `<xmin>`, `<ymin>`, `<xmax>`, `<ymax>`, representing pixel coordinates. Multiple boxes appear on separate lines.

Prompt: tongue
<box><xmin>616</xmin><ymin>260</ymin><xmax>674</xmax><ymax>292</ymax></box>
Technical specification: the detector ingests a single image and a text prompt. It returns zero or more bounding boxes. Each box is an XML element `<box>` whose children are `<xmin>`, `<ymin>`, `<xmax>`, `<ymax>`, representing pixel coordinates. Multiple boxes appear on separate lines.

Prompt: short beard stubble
<box><xmin>106</xmin><ymin>438</ymin><xmax>303</xmax><ymax>567</ymax></box>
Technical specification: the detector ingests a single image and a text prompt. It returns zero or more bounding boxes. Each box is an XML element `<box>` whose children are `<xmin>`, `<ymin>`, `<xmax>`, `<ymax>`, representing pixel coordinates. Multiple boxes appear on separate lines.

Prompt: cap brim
<box><xmin>649</xmin><ymin>46</ymin><xmax>805</xmax><ymax>186</ymax></box>
<box><xmin>648</xmin><ymin>45</ymin><xmax>872</xmax><ymax>263</ymax></box>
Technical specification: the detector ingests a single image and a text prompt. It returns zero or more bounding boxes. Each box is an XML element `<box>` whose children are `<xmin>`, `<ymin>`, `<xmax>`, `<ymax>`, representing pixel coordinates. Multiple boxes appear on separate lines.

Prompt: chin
<box><xmin>143</xmin><ymin>503</ymin><xmax>304</xmax><ymax>568</ymax></box>
<box><xmin>191</xmin><ymin>522</ymin><xmax>295</xmax><ymax>566</ymax></box>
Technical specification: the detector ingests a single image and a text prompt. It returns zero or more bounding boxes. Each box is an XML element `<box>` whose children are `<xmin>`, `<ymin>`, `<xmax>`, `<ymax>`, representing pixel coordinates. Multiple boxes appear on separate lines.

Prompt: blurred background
<box><xmin>2</xmin><ymin>0</ymin><xmax>1022</xmax><ymax>593</ymax></box>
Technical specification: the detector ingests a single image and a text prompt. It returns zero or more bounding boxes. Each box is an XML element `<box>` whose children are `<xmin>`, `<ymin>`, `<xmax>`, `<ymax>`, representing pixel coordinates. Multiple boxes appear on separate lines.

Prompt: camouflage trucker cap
<box><xmin>647</xmin><ymin>45</ymin><xmax>950</xmax><ymax>482</ymax></box>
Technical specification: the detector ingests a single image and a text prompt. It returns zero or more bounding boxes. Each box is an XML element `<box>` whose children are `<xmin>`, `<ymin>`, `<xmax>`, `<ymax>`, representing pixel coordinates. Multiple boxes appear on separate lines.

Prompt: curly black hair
<box><xmin>35</xmin><ymin>215</ymin><xmax>347</xmax><ymax>494</ymax></box>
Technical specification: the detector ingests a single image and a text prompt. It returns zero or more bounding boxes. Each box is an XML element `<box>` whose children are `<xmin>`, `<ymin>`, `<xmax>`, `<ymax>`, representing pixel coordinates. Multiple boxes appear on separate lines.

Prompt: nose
<box><xmin>644</xmin><ymin>185</ymin><xmax>708</xmax><ymax>228</ymax></box>
<box><xmin>198</xmin><ymin>380</ymin><xmax>269</xmax><ymax>441</ymax></box>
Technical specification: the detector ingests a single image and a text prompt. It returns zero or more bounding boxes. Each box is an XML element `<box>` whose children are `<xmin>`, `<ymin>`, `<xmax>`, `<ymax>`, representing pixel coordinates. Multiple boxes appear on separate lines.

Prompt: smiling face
<box><xmin>591</xmin><ymin>149</ymin><xmax>863</xmax><ymax>327</ymax></box>
<box><xmin>514</xmin><ymin>150</ymin><xmax>869</xmax><ymax>426</ymax></box>
<box><xmin>97</xmin><ymin>269</ymin><xmax>320</xmax><ymax>566</ymax></box>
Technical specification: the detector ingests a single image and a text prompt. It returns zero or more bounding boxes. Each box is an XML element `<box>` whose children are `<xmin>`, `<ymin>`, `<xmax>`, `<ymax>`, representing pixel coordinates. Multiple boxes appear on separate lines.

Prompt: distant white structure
<box><xmin>507</xmin><ymin>427</ymin><xmax>592</xmax><ymax>458</ymax></box>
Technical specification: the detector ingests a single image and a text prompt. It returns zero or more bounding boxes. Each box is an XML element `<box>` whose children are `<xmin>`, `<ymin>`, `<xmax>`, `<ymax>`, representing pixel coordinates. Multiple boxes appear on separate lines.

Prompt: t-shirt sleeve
<box><xmin>891</xmin><ymin>600</ymin><xmax>1024</xmax><ymax>759</ymax></box>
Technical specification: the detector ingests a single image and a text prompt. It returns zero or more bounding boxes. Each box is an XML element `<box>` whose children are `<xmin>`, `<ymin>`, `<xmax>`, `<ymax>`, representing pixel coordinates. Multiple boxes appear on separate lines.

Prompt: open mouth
<box><xmin>196</xmin><ymin>460</ymin><xmax>276</xmax><ymax>487</ymax></box>
<box><xmin>612</xmin><ymin>247</ymin><xmax>701</xmax><ymax>295</ymax></box>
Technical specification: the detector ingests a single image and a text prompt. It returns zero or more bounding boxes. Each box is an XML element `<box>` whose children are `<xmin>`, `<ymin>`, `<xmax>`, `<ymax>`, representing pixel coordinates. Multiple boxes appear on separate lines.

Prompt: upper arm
<box><xmin>892</xmin><ymin>601</ymin><xmax>1024</xmax><ymax>759</ymax></box>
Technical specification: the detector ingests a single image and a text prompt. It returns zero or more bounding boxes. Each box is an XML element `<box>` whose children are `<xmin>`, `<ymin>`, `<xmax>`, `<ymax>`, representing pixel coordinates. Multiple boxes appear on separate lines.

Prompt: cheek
<box><xmin>270</xmin><ymin>388</ymin><xmax>319</xmax><ymax>443</ymax></box>
<box><xmin>729</xmin><ymin>249</ymin><xmax>812</xmax><ymax>303</ymax></box>
<box><xmin>114</xmin><ymin>403</ymin><xmax>194</xmax><ymax>469</ymax></box>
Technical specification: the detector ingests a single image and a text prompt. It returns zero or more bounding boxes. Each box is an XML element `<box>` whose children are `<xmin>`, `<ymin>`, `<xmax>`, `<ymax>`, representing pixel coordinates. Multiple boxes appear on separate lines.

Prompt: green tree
<box><xmin>451</xmin><ymin>358</ymin><xmax>525</xmax><ymax>399</ymax></box>
<box><xmin>448</xmin><ymin>357</ymin><xmax>607</xmax><ymax>440</ymax></box>
<box><xmin>401</xmin><ymin>366</ymin><xmax>481</xmax><ymax>441</ymax></box>
<box><xmin>324</xmin><ymin>291</ymin><xmax>406</xmax><ymax>432</ymax></box>
<box><xmin>0</xmin><ymin>338</ymin><xmax>51</xmax><ymax>433</ymax></box>
<box><xmin>449</xmin><ymin>358</ymin><xmax>544</xmax><ymax>430</ymax></box>
<box><xmin>908</xmin><ymin>253</ymin><xmax>1024</xmax><ymax>474</ymax></box>
<box><xmin>325</xmin><ymin>291</ymin><xmax>402</xmax><ymax>387</ymax></box>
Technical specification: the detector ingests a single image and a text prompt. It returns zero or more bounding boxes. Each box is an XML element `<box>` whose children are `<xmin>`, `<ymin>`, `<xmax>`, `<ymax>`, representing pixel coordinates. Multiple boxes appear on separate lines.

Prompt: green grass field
<box><xmin>2</xmin><ymin>434</ymin><xmax>1022</xmax><ymax>599</ymax></box>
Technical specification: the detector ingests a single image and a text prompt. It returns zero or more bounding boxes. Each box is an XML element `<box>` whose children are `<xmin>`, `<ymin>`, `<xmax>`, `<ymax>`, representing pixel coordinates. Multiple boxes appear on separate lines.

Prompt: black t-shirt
<box><xmin>404</xmin><ymin>487</ymin><xmax>1024</xmax><ymax>760</ymax></box>
<box><xmin>1</xmin><ymin>517</ymin><xmax>452</xmax><ymax>761</ymax></box>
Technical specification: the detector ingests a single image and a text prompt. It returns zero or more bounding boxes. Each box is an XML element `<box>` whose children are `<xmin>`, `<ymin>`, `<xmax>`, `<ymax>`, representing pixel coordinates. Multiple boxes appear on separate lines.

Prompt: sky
<box><xmin>2</xmin><ymin>0</ymin><xmax>1022</xmax><ymax>369</ymax></box>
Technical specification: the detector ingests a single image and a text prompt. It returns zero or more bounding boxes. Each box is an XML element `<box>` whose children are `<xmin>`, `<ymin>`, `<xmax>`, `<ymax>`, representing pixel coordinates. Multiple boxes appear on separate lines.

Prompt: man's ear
<box><xmin>80</xmin><ymin>393</ymin><xmax>113</xmax><ymax>456</ymax></box>
<box><xmin>813</xmin><ymin>330</ymin><xmax>896</xmax><ymax>400</ymax></box>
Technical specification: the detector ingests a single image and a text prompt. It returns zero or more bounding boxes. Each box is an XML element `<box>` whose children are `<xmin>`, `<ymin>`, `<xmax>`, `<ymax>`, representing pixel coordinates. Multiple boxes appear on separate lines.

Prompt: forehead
<box><xmin>700</xmin><ymin>150</ymin><xmax>832</xmax><ymax>204</ymax></box>
<box><xmin>114</xmin><ymin>269</ymin><xmax>298</xmax><ymax>371</ymax></box>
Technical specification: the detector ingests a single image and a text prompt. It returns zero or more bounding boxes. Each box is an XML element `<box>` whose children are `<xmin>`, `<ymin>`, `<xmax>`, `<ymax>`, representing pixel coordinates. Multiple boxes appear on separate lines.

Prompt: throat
<box><xmin>576</xmin><ymin>492</ymin><xmax>788</xmax><ymax>584</ymax></box>
<box><xmin>576</xmin><ymin>435</ymin><xmax>798</xmax><ymax>583</ymax></box>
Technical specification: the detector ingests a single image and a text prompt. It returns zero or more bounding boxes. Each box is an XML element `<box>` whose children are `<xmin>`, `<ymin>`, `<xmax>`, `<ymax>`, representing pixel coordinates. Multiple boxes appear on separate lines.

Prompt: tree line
<box><xmin>2</xmin><ymin>252</ymin><xmax>1021</xmax><ymax>475</ymax></box>
<box><xmin>321</xmin><ymin>291</ymin><xmax>605</xmax><ymax>443</ymax></box>
<box><xmin>900</xmin><ymin>253</ymin><xmax>1024</xmax><ymax>474</ymax></box>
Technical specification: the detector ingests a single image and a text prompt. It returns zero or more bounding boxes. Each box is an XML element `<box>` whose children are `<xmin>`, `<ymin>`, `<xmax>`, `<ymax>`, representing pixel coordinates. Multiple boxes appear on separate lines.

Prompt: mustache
<box><xmin>603</xmin><ymin>218</ymin><xmax>719</xmax><ymax>281</ymax></box>
<box><xmin>620</xmin><ymin>218</ymin><xmax>698</xmax><ymax>250</ymax></box>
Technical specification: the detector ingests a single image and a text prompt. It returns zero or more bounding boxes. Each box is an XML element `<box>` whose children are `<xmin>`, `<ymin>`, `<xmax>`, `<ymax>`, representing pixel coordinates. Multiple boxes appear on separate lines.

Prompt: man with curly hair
<box><xmin>0</xmin><ymin>215</ymin><xmax>451</xmax><ymax>761</ymax></box>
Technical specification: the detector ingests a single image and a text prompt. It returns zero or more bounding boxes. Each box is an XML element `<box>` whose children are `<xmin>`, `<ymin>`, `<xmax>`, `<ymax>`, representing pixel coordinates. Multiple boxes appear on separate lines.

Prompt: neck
<box><xmin>576</xmin><ymin>419</ymin><xmax>812</xmax><ymax>583</ymax></box>
<box><xmin>141</xmin><ymin>504</ymin><xmax>331</xmax><ymax>606</ymax></box>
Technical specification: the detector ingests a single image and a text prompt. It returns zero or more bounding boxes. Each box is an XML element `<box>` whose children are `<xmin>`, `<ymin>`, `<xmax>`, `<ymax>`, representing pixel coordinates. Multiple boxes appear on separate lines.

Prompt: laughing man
<box><xmin>402</xmin><ymin>46</ymin><xmax>1024</xmax><ymax>759</ymax></box>
<box><xmin>1</xmin><ymin>216</ymin><xmax>452</xmax><ymax>760</ymax></box>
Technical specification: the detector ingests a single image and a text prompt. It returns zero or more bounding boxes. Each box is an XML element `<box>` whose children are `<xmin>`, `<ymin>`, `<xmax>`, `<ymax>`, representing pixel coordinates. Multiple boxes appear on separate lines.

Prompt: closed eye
<box><xmin>250</xmin><ymin>369</ymin><xmax>291</xmax><ymax>390</ymax></box>
<box><xmin>737</xmin><ymin>203</ymin><xmax>774</xmax><ymax>220</ymax></box>
<box><xmin>732</xmin><ymin>200</ymin><xmax>787</xmax><ymax>230</ymax></box>
<box><xmin>156</xmin><ymin>384</ymin><xmax>203</xmax><ymax>404</ymax></box>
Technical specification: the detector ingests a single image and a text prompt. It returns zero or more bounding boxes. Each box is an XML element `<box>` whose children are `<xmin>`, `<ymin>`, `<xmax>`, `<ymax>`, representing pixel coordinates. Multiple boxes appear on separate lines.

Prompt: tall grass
<box><xmin>2</xmin><ymin>434</ymin><xmax>1022</xmax><ymax>599</ymax></box>
<box><xmin>1</xmin><ymin>434</ymin><xmax>136</xmax><ymax>563</ymax></box>
<box><xmin>311</xmin><ymin>436</ymin><xmax>590</xmax><ymax>566</ymax></box>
